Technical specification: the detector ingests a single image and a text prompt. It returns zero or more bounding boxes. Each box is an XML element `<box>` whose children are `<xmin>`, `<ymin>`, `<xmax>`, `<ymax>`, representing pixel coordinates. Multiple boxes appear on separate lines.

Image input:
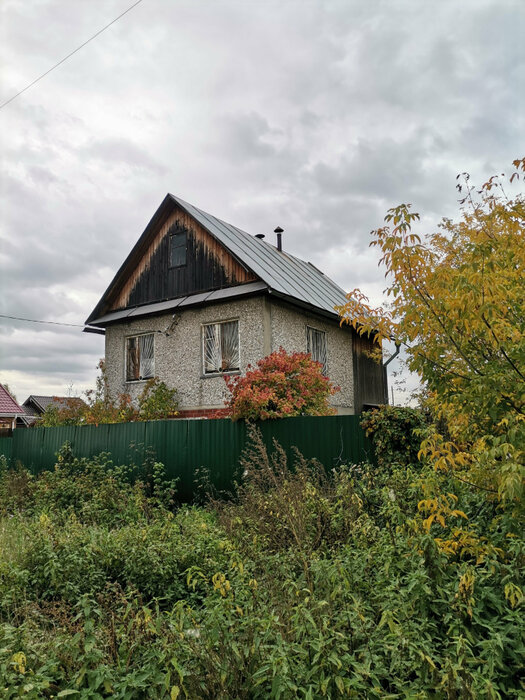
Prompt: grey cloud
<box><xmin>214</xmin><ymin>113</ymin><xmax>285</xmax><ymax>162</ymax></box>
<box><xmin>0</xmin><ymin>324</ymin><xmax>103</xmax><ymax>377</ymax></box>
<box><xmin>310</xmin><ymin>133</ymin><xmax>460</xmax><ymax>220</ymax></box>
<box><xmin>1</xmin><ymin>0</ymin><xmax>523</xmax><ymax>400</ymax></box>
<box><xmin>81</xmin><ymin>137</ymin><xmax>169</xmax><ymax>175</ymax></box>
<box><xmin>27</xmin><ymin>166</ymin><xmax>60</xmax><ymax>187</ymax></box>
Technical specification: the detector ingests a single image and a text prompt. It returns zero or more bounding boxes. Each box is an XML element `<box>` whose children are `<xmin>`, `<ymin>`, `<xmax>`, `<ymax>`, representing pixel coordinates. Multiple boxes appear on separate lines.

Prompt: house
<box><xmin>0</xmin><ymin>384</ymin><xmax>25</xmax><ymax>435</ymax></box>
<box><xmin>17</xmin><ymin>395</ymin><xmax>87</xmax><ymax>427</ymax></box>
<box><xmin>85</xmin><ymin>195</ymin><xmax>386</xmax><ymax>417</ymax></box>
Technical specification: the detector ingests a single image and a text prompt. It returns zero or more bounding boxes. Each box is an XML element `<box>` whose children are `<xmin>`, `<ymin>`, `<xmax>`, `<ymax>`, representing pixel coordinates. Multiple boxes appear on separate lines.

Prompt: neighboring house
<box><xmin>0</xmin><ymin>384</ymin><xmax>25</xmax><ymax>434</ymax></box>
<box><xmin>85</xmin><ymin>195</ymin><xmax>386</xmax><ymax>417</ymax></box>
<box><xmin>17</xmin><ymin>395</ymin><xmax>87</xmax><ymax>427</ymax></box>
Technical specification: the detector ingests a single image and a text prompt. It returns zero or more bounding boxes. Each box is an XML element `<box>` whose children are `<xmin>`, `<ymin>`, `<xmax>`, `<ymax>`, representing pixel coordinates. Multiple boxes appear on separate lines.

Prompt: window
<box><xmin>170</xmin><ymin>231</ymin><xmax>187</xmax><ymax>268</ymax></box>
<box><xmin>306</xmin><ymin>326</ymin><xmax>327</xmax><ymax>375</ymax></box>
<box><xmin>203</xmin><ymin>320</ymin><xmax>239</xmax><ymax>374</ymax></box>
<box><xmin>126</xmin><ymin>333</ymin><xmax>155</xmax><ymax>381</ymax></box>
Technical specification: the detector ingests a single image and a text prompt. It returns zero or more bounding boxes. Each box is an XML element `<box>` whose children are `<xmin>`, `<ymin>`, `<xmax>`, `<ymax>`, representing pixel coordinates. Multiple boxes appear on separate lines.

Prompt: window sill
<box><xmin>201</xmin><ymin>370</ymin><xmax>241</xmax><ymax>379</ymax></box>
<box><xmin>125</xmin><ymin>377</ymin><xmax>154</xmax><ymax>384</ymax></box>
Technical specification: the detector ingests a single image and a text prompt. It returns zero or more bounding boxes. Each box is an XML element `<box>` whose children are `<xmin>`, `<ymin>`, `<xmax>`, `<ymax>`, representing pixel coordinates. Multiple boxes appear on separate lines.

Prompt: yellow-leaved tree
<box><xmin>337</xmin><ymin>158</ymin><xmax>524</xmax><ymax>507</ymax></box>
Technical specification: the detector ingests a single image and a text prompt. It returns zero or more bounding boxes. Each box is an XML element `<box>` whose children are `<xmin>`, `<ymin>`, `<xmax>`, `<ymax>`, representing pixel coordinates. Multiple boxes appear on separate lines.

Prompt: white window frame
<box><xmin>125</xmin><ymin>332</ymin><xmax>155</xmax><ymax>382</ymax></box>
<box><xmin>202</xmin><ymin>319</ymin><xmax>240</xmax><ymax>375</ymax></box>
<box><xmin>306</xmin><ymin>325</ymin><xmax>328</xmax><ymax>375</ymax></box>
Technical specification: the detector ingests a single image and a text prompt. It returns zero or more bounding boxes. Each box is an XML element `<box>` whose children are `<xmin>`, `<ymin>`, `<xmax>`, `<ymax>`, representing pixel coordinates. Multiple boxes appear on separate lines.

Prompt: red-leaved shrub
<box><xmin>224</xmin><ymin>347</ymin><xmax>339</xmax><ymax>421</ymax></box>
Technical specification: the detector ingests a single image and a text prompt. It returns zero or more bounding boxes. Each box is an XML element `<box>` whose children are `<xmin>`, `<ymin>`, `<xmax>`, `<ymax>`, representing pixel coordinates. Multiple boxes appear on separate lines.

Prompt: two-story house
<box><xmin>85</xmin><ymin>195</ymin><xmax>386</xmax><ymax>417</ymax></box>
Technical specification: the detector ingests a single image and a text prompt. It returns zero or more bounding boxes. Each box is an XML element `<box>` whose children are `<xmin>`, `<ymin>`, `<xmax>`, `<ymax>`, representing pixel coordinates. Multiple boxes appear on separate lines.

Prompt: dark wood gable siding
<box><xmin>109</xmin><ymin>207</ymin><xmax>257</xmax><ymax>312</ymax></box>
<box><xmin>352</xmin><ymin>331</ymin><xmax>387</xmax><ymax>412</ymax></box>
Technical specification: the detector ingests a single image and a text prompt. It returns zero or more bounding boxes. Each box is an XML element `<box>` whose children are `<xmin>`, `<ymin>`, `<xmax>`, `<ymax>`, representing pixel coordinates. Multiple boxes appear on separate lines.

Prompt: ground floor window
<box><xmin>306</xmin><ymin>326</ymin><xmax>327</xmax><ymax>375</ymax></box>
<box><xmin>203</xmin><ymin>320</ymin><xmax>239</xmax><ymax>373</ymax></box>
<box><xmin>126</xmin><ymin>333</ymin><xmax>155</xmax><ymax>381</ymax></box>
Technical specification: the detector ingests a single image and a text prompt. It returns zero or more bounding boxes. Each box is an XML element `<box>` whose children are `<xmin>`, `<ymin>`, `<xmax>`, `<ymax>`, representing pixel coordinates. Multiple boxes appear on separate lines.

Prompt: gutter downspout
<box><xmin>383</xmin><ymin>341</ymin><xmax>401</xmax><ymax>369</ymax></box>
<box><xmin>383</xmin><ymin>341</ymin><xmax>401</xmax><ymax>404</ymax></box>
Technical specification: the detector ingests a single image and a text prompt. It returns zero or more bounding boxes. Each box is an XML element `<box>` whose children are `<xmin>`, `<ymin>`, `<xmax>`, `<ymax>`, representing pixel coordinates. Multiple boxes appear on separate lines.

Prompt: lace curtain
<box><xmin>126</xmin><ymin>334</ymin><xmax>154</xmax><ymax>381</ymax></box>
<box><xmin>204</xmin><ymin>324</ymin><xmax>221</xmax><ymax>373</ymax></box>
<box><xmin>139</xmin><ymin>333</ymin><xmax>155</xmax><ymax>378</ymax></box>
<box><xmin>204</xmin><ymin>321</ymin><xmax>239</xmax><ymax>373</ymax></box>
<box><xmin>307</xmin><ymin>327</ymin><xmax>327</xmax><ymax>375</ymax></box>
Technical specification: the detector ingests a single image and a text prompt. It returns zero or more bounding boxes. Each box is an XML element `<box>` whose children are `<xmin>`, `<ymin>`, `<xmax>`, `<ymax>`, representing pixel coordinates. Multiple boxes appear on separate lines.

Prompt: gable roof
<box><xmin>0</xmin><ymin>385</ymin><xmax>24</xmax><ymax>416</ymax></box>
<box><xmin>86</xmin><ymin>194</ymin><xmax>349</xmax><ymax>327</ymax></box>
<box><xmin>22</xmin><ymin>395</ymin><xmax>87</xmax><ymax>415</ymax></box>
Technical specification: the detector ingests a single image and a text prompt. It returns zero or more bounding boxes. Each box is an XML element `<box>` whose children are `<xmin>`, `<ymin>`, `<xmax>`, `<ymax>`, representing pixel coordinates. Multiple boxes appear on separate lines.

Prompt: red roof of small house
<box><xmin>0</xmin><ymin>384</ymin><xmax>25</xmax><ymax>416</ymax></box>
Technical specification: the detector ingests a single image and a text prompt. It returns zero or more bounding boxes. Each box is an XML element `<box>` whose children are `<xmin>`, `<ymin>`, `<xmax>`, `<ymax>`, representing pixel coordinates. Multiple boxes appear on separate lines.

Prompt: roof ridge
<box><xmin>88</xmin><ymin>193</ymin><xmax>351</xmax><ymax>327</ymax></box>
<box><xmin>170</xmin><ymin>195</ymin><xmax>347</xmax><ymax>309</ymax></box>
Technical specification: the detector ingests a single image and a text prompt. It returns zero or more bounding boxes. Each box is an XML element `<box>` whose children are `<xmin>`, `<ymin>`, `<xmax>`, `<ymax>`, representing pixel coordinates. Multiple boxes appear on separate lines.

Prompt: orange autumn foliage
<box><xmin>224</xmin><ymin>347</ymin><xmax>339</xmax><ymax>421</ymax></box>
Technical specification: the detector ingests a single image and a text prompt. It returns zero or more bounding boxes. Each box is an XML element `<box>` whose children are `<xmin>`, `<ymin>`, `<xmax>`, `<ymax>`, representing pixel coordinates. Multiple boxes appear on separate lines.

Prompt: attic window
<box><xmin>203</xmin><ymin>320</ymin><xmax>239</xmax><ymax>374</ymax></box>
<box><xmin>126</xmin><ymin>333</ymin><xmax>155</xmax><ymax>381</ymax></box>
<box><xmin>170</xmin><ymin>231</ymin><xmax>187</xmax><ymax>268</ymax></box>
<box><xmin>306</xmin><ymin>326</ymin><xmax>327</xmax><ymax>375</ymax></box>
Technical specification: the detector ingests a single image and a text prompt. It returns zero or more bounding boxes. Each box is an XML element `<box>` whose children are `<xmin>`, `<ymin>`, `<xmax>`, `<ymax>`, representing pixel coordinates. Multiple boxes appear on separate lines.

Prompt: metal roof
<box><xmin>86</xmin><ymin>194</ymin><xmax>350</xmax><ymax>328</ymax></box>
<box><xmin>90</xmin><ymin>281</ymin><xmax>268</xmax><ymax>327</ymax></box>
<box><xmin>22</xmin><ymin>395</ymin><xmax>86</xmax><ymax>414</ymax></box>
<box><xmin>170</xmin><ymin>195</ymin><xmax>349</xmax><ymax>317</ymax></box>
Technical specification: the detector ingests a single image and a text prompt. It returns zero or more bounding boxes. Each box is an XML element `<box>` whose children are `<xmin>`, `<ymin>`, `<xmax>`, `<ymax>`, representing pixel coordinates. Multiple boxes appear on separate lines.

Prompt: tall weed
<box><xmin>0</xmin><ymin>433</ymin><xmax>523</xmax><ymax>697</ymax></box>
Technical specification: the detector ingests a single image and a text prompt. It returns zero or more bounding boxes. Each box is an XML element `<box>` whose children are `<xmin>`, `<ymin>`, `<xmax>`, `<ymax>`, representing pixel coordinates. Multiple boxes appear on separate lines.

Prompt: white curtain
<box><xmin>221</xmin><ymin>321</ymin><xmax>239</xmax><ymax>370</ymax></box>
<box><xmin>204</xmin><ymin>324</ymin><xmax>221</xmax><ymax>373</ymax></box>
<box><xmin>307</xmin><ymin>327</ymin><xmax>327</xmax><ymax>375</ymax></box>
<box><xmin>204</xmin><ymin>321</ymin><xmax>239</xmax><ymax>373</ymax></box>
<box><xmin>139</xmin><ymin>334</ymin><xmax>155</xmax><ymax>378</ymax></box>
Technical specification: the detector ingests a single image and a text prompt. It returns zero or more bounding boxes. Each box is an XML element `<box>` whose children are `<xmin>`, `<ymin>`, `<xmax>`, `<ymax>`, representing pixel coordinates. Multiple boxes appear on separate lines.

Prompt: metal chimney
<box><xmin>255</xmin><ymin>233</ymin><xmax>265</xmax><ymax>239</ymax></box>
<box><xmin>274</xmin><ymin>226</ymin><xmax>283</xmax><ymax>252</ymax></box>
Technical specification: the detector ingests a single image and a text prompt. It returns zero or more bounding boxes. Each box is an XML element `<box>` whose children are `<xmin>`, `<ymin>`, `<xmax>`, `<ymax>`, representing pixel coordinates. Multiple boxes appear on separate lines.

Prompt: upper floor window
<box><xmin>306</xmin><ymin>326</ymin><xmax>327</xmax><ymax>375</ymax></box>
<box><xmin>126</xmin><ymin>333</ymin><xmax>155</xmax><ymax>381</ymax></box>
<box><xmin>170</xmin><ymin>231</ymin><xmax>187</xmax><ymax>268</ymax></box>
<box><xmin>203</xmin><ymin>320</ymin><xmax>239</xmax><ymax>374</ymax></box>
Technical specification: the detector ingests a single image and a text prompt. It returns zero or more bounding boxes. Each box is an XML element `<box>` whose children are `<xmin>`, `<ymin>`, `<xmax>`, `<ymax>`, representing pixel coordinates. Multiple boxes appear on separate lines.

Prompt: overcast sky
<box><xmin>1</xmin><ymin>0</ymin><xmax>523</xmax><ymax>405</ymax></box>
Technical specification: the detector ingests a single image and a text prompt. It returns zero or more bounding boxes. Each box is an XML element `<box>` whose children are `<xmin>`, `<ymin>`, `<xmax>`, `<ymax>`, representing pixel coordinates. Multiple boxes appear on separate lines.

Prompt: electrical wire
<box><xmin>0</xmin><ymin>314</ymin><xmax>85</xmax><ymax>328</ymax></box>
<box><xmin>0</xmin><ymin>0</ymin><xmax>144</xmax><ymax>111</ymax></box>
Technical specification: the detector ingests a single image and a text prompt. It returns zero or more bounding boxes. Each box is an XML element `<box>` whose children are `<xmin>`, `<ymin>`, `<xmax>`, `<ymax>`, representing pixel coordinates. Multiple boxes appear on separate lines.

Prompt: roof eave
<box><xmin>83</xmin><ymin>326</ymin><xmax>106</xmax><ymax>335</ymax></box>
<box><xmin>28</xmin><ymin>396</ymin><xmax>46</xmax><ymax>413</ymax></box>
<box><xmin>267</xmin><ymin>289</ymin><xmax>343</xmax><ymax>324</ymax></box>
<box><xmin>88</xmin><ymin>281</ymin><xmax>270</xmax><ymax>328</ymax></box>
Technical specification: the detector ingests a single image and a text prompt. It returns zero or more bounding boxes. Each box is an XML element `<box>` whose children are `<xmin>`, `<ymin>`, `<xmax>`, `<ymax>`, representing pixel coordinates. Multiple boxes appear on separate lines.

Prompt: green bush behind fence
<box><xmin>0</xmin><ymin>416</ymin><xmax>372</xmax><ymax>501</ymax></box>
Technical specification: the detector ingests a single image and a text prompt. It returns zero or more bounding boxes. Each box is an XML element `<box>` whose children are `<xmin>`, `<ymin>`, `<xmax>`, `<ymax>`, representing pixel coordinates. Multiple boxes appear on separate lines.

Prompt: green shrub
<box><xmin>0</xmin><ymin>443</ymin><xmax>179</xmax><ymax>525</ymax></box>
<box><xmin>361</xmin><ymin>404</ymin><xmax>427</xmax><ymax>468</ymax></box>
<box><xmin>137</xmin><ymin>377</ymin><xmax>179</xmax><ymax>420</ymax></box>
<box><xmin>0</xmin><ymin>461</ymin><xmax>34</xmax><ymax>515</ymax></box>
<box><xmin>0</xmin><ymin>434</ymin><xmax>523</xmax><ymax>698</ymax></box>
<box><xmin>13</xmin><ymin>507</ymin><xmax>229</xmax><ymax>608</ymax></box>
<box><xmin>217</xmin><ymin>427</ymin><xmax>365</xmax><ymax>560</ymax></box>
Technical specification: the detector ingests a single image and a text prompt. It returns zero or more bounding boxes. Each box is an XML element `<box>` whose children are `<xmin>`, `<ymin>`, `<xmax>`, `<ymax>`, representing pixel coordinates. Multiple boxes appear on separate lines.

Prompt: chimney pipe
<box><xmin>274</xmin><ymin>226</ymin><xmax>283</xmax><ymax>252</ymax></box>
<box><xmin>255</xmin><ymin>233</ymin><xmax>265</xmax><ymax>239</ymax></box>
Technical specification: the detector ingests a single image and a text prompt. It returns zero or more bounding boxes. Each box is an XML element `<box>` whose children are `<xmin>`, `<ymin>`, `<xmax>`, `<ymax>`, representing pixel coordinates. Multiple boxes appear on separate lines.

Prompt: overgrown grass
<box><xmin>0</xmin><ymin>434</ymin><xmax>523</xmax><ymax>698</ymax></box>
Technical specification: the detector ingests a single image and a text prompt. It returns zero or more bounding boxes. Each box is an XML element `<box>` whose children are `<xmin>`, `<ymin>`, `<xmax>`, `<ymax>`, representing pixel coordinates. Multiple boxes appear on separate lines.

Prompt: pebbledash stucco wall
<box><xmin>269</xmin><ymin>300</ymin><xmax>354</xmax><ymax>413</ymax></box>
<box><xmin>105</xmin><ymin>297</ymin><xmax>266</xmax><ymax>410</ymax></box>
<box><xmin>104</xmin><ymin>295</ymin><xmax>355</xmax><ymax>413</ymax></box>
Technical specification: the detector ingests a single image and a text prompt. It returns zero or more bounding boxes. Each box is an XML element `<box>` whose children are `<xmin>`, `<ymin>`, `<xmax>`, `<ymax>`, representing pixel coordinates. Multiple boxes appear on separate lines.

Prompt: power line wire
<box><xmin>0</xmin><ymin>314</ymin><xmax>85</xmax><ymax>328</ymax></box>
<box><xmin>0</xmin><ymin>0</ymin><xmax>144</xmax><ymax>111</ymax></box>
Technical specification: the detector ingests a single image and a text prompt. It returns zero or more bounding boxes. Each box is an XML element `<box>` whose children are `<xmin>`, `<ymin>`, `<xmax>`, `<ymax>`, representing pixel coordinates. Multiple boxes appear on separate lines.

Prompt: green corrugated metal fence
<box><xmin>0</xmin><ymin>416</ymin><xmax>372</xmax><ymax>501</ymax></box>
<box><xmin>0</xmin><ymin>437</ymin><xmax>12</xmax><ymax>464</ymax></box>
